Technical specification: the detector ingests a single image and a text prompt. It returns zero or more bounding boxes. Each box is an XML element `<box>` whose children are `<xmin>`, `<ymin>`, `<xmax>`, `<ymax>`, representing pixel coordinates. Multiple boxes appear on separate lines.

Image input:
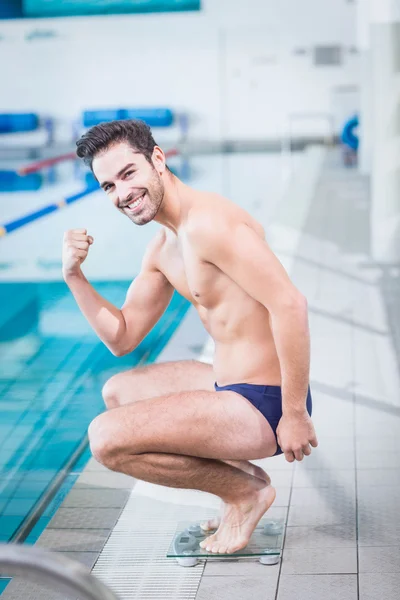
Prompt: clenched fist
<box><xmin>62</xmin><ymin>229</ymin><xmax>94</xmax><ymax>278</ymax></box>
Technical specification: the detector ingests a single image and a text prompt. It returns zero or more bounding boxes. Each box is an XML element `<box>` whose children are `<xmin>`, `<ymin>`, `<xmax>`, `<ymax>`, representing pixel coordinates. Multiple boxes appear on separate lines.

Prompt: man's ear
<box><xmin>152</xmin><ymin>146</ymin><xmax>166</xmax><ymax>175</ymax></box>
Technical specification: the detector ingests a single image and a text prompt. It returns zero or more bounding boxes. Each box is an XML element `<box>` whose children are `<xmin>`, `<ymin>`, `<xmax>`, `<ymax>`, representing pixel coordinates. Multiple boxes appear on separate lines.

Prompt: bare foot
<box><xmin>199</xmin><ymin>484</ymin><xmax>276</xmax><ymax>554</ymax></box>
<box><xmin>200</xmin><ymin>460</ymin><xmax>270</xmax><ymax>532</ymax></box>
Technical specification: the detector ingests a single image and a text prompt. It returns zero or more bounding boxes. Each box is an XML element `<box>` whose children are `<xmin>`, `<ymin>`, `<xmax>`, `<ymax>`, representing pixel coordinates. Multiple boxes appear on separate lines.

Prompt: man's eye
<box><xmin>104</xmin><ymin>185</ymin><xmax>111</xmax><ymax>192</ymax></box>
<box><xmin>124</xmin><ymin>170</ymin><xmax>135</xmax><ymax>178</ymax></box>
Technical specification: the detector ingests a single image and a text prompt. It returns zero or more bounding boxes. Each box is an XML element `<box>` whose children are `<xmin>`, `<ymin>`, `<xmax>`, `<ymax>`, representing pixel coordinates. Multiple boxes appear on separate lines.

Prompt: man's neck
<box><xmin>154</xmin><ymin>177</ymin><xmax>191</xmax><ymax>234</ymax></box>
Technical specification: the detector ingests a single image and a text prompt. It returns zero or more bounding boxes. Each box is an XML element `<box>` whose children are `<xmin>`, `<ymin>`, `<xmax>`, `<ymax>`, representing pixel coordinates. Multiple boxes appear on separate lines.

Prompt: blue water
<box><xmin>0</xmin><ymin>279</ymin><xmax>189</xmax><ymax>546</ymax></box>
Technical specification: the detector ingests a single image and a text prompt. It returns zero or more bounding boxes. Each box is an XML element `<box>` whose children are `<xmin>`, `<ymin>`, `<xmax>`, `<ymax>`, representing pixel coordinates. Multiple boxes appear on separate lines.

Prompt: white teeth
<box><xmin>128</xmin><ymin>194</ymin><xmax>144</xmax><ymax>209</ymax></box>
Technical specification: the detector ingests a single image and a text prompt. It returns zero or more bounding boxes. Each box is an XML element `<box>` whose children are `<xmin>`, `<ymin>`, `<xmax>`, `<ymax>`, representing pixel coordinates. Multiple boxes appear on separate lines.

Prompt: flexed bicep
<box><xmin>120</xmin><ymin>267</ymin><xmax>174</xmax><ymax>355</ymax></box>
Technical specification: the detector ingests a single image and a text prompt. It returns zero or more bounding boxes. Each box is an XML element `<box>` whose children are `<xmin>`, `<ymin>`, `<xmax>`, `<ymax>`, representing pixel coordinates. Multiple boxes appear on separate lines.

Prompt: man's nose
<box><xmin>117</xmin><ymin>183</ymin><xmax>134</xmax><ymax>205</ymax></box>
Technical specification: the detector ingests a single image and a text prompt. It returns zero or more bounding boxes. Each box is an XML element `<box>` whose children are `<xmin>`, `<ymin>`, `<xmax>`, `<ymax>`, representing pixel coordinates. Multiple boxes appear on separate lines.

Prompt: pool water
<box><xmin>0</xmin><ymin>280</ymin><xmax>189</xmax><ymax>545</ymax></box>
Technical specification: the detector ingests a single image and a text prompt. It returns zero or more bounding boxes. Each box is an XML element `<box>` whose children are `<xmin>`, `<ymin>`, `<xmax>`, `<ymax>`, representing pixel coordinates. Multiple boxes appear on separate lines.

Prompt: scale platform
<box><xmin>167</xmin><ymin>518</ymin><xmax>284</xmax><ymax>567</ymax></box>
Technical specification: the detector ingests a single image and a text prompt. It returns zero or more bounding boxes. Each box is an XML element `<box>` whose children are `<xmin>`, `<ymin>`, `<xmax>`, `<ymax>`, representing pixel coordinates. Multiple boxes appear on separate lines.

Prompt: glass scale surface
<box><xmin>167</xmin><ymin>518</ymin><xmax>284</xmax><ymax>567</ymax></box>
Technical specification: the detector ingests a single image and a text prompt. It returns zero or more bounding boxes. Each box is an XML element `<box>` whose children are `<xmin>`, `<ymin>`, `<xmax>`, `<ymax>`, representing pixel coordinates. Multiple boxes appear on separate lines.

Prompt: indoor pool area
<box><xmin>2</xmin><ymin>144</ymin><xmax>400</xmax><ymax>599</ymax></box>
<box><xmin>1</xmin><ymin>1</ymin><xmax>400</xmax><ymax>599</ymax></box>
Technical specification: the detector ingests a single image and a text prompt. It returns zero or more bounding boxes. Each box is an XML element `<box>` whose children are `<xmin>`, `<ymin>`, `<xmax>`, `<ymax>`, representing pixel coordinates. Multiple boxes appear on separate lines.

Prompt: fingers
<box><xmin>284</xmin><ymin>444</ymin><xmax>313</xmax><ymax>463</ymax></box>
<box><xmin>284</xmin><ymin>451</ymin><xmax>295</xmax><ymax>463</ymax></box>
<box><xmin>63</xmin><ymin>230</ymin><xmax>94</xmax><ymax>249</ymax></box>
<box><xmin>65</xmin><ymin>232</ymin><xmax>92</xmax><ymax>243</ymax></box>
<box><xmin>303</xmin><ymin>444</ymin><xmax>312</xmax><ymax>457</ymax></box>
<box><xmin>72</xmin><ymin>241</ymin><xmax>90</xmax><ymax>250</ymax></box>
<box><xmin>310</xmin><ymin>436</ymin><xmax>318</xmax><ymax>448</ymax></box>
<box><xmin>294</xmin><ymin>448</ymin><xmax>305</xmax><ymax>461</ymax></box>
<box><xmin>296</xmin><ymin>445</ymin><xmax>312</xmax><ymax>462</ymax></box>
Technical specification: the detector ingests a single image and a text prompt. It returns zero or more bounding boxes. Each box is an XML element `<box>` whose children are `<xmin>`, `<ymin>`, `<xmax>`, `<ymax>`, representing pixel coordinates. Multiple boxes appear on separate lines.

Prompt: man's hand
<box><xmin>276</xmin><ymin>412</ymin><xmax>318</xmax><ymax>463</ymax></box>
<box><xmin>62</xmin><ymin>229</ymin><xmax>94</xmax><ymax>279</ymax></box>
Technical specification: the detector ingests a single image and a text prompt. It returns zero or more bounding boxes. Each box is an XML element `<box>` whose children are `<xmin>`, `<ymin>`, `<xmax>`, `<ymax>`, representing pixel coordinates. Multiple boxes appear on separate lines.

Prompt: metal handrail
<box><xmin>286</xmin><ymin>111</ymin><xmax>335</xmax><ymax>148</ymax></box>
<box><xmin>0</xmin><ymin>544</ymin><xmax>119</xmax><ymax>600</ymax></box>
<box><xmin>280</xmin><ymin>111</ymin><xmax>335</xmax><ymax>180</ymax></box>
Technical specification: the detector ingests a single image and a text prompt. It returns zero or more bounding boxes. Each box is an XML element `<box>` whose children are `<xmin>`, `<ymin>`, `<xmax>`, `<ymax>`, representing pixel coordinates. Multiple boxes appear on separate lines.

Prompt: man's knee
<box><xmin>102</xmin><ymin>374</ymin><xmax>123</xmax><ymax>409</ymax></box>
<box><xmin>88</xmin><ymin>413</ymin><xmax>119</xmax><ymax>468</ymax></box>
<box><xmin>102</xmin><ymin>368</ymin><xmax>145</xmax><ymax>409</ymax></box>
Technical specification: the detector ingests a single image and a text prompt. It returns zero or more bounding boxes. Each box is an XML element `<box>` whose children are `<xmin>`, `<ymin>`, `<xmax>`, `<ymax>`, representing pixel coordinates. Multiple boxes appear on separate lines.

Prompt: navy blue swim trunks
<box><xmin>214</xmin><ymin>382</ymin><xmax>313</xmax><ymax>456</ymax></box>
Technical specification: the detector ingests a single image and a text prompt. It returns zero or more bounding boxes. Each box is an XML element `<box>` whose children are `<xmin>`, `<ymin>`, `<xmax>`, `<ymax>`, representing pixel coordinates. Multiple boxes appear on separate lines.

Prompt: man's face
<box><xmin>93</xmin><ymin>142</ymin><xmax>164</xmax><ymax>226</ymax></box>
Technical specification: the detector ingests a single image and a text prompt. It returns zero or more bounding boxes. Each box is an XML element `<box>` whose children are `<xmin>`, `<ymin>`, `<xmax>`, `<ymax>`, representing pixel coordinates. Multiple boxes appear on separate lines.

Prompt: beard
<box><xmin>122</xmin><ymin>169</ymin><xmax>164</xmax><ymax>226</ymax></box>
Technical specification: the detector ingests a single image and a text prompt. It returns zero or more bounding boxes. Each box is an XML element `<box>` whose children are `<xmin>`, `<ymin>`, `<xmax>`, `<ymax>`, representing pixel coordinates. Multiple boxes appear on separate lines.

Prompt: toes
<box><xmin>200</xmin><ymin>536</ymin><xmax>248</xmax><ymax>554</ymax></box>
<box><xmin>202</xmin><ymin>541</ymin><xmax>247</xmax><ymax>554</ymax></box>
<box><xmin>200</xmin><ymin>518</ymin><xmax>219</xmax><ymax>532</ymax></box>
<box><xmin>200</xmin><ymin>534</ymin><xmax>216</xmax><ymax>550</ymax></box>
<box><xmin>203</xmin><ymin>540</ymin><xmax>218</xmax><ymax>553</ymax></box>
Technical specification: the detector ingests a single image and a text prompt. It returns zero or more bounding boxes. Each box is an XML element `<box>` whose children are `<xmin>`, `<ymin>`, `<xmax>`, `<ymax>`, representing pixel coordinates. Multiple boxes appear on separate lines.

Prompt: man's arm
<box><xmin>64</xmin><ymin>232</ymin><xmax>173</xmax><ymax>356</ymax></box>
<box><xmin>118</xmin><ymin>257</ymin><xmax>174</xmax><ymax>356</ymax></box>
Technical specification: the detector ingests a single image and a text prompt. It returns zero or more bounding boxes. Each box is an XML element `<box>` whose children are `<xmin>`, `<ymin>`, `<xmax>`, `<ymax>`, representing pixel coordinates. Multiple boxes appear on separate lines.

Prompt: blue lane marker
<box><xmin>0</xmin><ymin>182</ymin><xmax>100</xmax><ymax>236</ymax></box>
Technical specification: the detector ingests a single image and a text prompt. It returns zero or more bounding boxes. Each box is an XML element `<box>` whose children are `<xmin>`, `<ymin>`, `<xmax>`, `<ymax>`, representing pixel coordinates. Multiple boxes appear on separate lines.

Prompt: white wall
<box><xmin>0</xmin><ymin>0</ymin><xmax>359</xmax><ymax>142</ymax></box>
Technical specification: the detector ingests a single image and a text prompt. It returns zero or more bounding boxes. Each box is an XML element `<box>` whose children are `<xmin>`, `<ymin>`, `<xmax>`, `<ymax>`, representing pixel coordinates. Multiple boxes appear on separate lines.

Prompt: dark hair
<box><xmin>76</xmin><ymin>119</ymin><xmax>160</xmax><ymax>171</ymax></box>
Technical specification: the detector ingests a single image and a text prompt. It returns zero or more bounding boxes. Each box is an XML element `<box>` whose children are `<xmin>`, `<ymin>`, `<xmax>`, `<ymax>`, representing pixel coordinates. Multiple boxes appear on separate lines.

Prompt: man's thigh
<box><xmin>93</xmin><ymin>388</ymin><xmax>277</xmax><ymax>460</ymax></box>
<box><xmin>104</xmin><ymin>360</ymin><xmax>216</xmax><ymax>406</ymax></box>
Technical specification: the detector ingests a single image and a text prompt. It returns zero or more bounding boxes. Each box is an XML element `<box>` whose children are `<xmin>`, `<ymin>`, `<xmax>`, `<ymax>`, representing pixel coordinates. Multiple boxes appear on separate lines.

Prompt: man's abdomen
<box><xmin>196</xmin><ymin>288</ymin><xmax>281</xmax><ymax>386</ymax></box>
<box><xmin>213</xmin><ymin>336</ymin><xmax>281</xmax><ymax>387</ymax></box>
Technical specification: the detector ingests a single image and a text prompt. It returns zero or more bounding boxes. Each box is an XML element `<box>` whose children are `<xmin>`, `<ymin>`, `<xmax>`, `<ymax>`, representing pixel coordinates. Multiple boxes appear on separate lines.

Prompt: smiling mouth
<box><xmin>124</xmin><ymin>193</ymin><xmax>145</xmax><ymax>212</ymax></box>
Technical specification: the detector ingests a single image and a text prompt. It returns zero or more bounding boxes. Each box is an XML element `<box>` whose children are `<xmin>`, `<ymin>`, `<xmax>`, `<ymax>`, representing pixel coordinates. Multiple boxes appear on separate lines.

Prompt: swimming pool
<box><xmin>0</xmin><ymin>280</ymin><xmax>189</xmax><ymax>545</ymax></box>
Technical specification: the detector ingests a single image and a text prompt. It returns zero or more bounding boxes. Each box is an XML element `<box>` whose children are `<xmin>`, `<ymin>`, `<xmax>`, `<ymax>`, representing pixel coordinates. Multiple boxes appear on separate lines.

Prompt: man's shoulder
<box><xmin>142</xmin><ymin>228</ymin><xmax>168</xmax><ymax>271</ymax></box>
<box><xmin>186</xmin><ymin>192</ymin><xmax>236</xmax><ymax>235</ymax></box>
<box><xmin>186</xmin><ymin>192</ymin><xmax>264</xmax><ymax>244</ymax></box>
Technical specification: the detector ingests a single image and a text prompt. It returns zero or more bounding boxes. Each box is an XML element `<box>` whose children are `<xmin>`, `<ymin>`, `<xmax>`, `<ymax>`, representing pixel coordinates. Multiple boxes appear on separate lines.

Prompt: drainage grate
<box><xmin>92</xmin><ymin>493</ymin><xmax>219</xmax><ymax>600</ymax></box>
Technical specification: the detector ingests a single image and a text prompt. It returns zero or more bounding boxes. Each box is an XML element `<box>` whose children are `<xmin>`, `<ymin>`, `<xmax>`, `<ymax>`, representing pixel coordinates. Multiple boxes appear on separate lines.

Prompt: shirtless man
<box><xmin>63</xmin><ymin>119</ymin><xmax>318</xmax><ymax>555</ymax></box>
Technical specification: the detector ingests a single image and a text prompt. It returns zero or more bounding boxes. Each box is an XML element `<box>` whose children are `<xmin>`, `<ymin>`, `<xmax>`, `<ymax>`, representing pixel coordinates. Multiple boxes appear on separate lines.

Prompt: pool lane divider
<box><xmin>18</xmin><ymin>152</ymin><xmax>77</xmax><ymax>175</ymax></box>
<box><xmin>0</xmin><ymin>183</ymin><xmax>100</xmax><ymax>237</ymax></box>
<box><xmin>0</xmin><ymin>149</ymin><xmax>180</xmax><ymax>237</ymax></box>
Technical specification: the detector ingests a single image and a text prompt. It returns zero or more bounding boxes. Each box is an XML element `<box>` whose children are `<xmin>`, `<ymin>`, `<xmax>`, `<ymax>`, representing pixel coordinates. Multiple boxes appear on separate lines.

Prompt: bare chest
<box><xmin>159</xmin><ymin>236</ymin><xmax>225</xmax><ymax>309</ymax></box>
